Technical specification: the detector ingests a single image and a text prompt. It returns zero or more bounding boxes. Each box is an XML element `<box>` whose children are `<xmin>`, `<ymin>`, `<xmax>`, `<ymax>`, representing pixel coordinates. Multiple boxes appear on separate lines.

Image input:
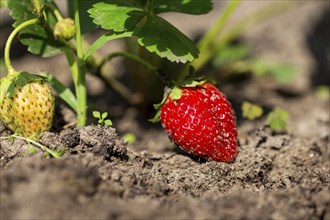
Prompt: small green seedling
<box><xmin>93</xmin><ymin>111</ymin><xmax>113</xmax><ymax>127</ymax></box>
<box><xmin>266</xmin><ymin>107</ymin><xmax>289</xmax><ymax>132</ymax></box>
<box><xmin>241</xmin><ymin>101</ymin><xmax>263</xmax><ymax>120</ymax></box>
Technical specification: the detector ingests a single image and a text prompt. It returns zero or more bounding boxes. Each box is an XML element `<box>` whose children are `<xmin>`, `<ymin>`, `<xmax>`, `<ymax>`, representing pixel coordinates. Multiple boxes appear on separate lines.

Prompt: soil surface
<box><xmin>1</xmin><ymin>1</ymin><xmax>329</xmax><ymax>219</ymax></box>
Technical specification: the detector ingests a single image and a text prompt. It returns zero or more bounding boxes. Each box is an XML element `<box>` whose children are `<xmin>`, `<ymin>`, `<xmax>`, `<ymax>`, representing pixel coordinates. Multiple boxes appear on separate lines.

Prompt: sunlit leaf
<box><xmin>152</xmin><ymin>0</ymin><xmax>213</xmax><ymax>15</ymax></box>
<box><xmin>104</xmin><ymin>119</ymin><xmax>113</xmax><ymax>126</ymax></box>
<box><xmin>67</xmin><ymin>0</ymin><xmax>99</xmax><ymax>34</ymax></box>
<box><xmin>241</xmin><ymin>101</ymin><xmax>263</xmax><ymax>120</ymax></box>
<box><xmin>88</xmin><ymin>0</ymin><xmax>199</xmax><ymax>63</ymax></box>
<box><xmin>7</xmin><ymin>0</ymin><xmax>63</xmax><ymax>57</ymax></box>
<box><xmin>101</xmin><ymin>112</ymin><xmax>108</xmax><ymax>119</ymax></box>
<box><xmin>169</xmin><ymin>87</ymin><xmax>183</xmax><ymax>100</ymax></box>
<box><xmin>122</xmin><ymin>132</ymin><xmax>136</xmax><ymax>144</ymax></box>
<box><xmin>88</xmin><ymin>1</ymin><xmax>144</xmax><ymax>32</ymax></box>
<box><xmin>266</xmin><ymin>107</ymin><xmax>289</xmax><ymax>132</ymax></box>
<box><xmin>41</xmin><ymin>72</ymin><xmax>78</xmax><ymax>112</ymax></box>
<box><xmin>93</xmin><ymin>111</ymin><xmax>101</xmax><ymax>119</ymax></box>
<box><xmin>134</xmin><ymin>16</ymin><xmax>199</xmax><ymax>63</ymax></box>
<box><xmin>85</xmin><ymin>31</ymin><xmax>133</xmax><ymax>59</ymax></box>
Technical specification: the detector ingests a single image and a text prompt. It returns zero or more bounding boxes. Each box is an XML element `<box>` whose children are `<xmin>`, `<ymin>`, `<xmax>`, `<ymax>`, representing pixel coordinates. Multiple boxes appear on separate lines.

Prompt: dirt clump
<box><xmin>1</xmin><ymin>111</ymin><xmax>329</xmax><ymax>219</ymax></box>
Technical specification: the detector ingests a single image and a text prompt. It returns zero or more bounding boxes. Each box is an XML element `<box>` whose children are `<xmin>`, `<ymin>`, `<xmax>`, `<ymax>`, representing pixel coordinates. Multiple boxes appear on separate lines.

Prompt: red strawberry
<box><xmin>160</xmin><ymin>82</ymin><xmax>237</xmax><ymax>162</ymax></box>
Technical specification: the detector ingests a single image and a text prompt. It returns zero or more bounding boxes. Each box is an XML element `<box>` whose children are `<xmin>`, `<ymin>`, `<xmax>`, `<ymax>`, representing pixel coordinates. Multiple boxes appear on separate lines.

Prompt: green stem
<box><xmin>4</xmin><ymin>18</ymin><xmax>39</xmax><ymax>75</ymax></box>
<box><xmin>63</xmin><ymin>48</ymin><xmax>79</xmax><ymax>110</ymax></box>
<box><xmin>45</xmin><ymin>2</ymin><xmax>64</xmax><ymax>21</ymax></box>
<box><xmin>64</xmin><ymin>48</ymin><xmax>78</xmax><ymax>84</ymax></box>
<box><xmin>192</xmin><ymin>0</ymin><xmax>241</xmax><ymax>72</ymax></box>
<box><xmin>215</xmin><ymin>1</ymin><xmax>297</xmax><ymax>48</ymax></box>
<box><xmin>73</xmin><ymin>0</ymin><xmax>87</xmax><ymax>127</ymax></box>
<box><xmin>2</xmin><ymin>135</ymin><xmax>63</xmax><ymax>158</ymax></box>
<box><xmin>197</xmin><ymin>0</ymin><xmax>241</xmax><ymax>54</ymax></box>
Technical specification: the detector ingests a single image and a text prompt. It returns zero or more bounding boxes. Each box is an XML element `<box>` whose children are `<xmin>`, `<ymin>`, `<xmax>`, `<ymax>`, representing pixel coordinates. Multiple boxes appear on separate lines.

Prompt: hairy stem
<box><xmin>73</xmin><ymin>0</ymin><xmax>87</xmax><ymax>127</ymax></box>
<box><xmin>4</xmin><ymin>18</ymin><xmax>39</xmax><ymax>75</ymax></box>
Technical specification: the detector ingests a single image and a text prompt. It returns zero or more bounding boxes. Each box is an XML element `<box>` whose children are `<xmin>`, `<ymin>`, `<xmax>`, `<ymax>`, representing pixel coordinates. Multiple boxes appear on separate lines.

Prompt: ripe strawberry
<box><xmin>0</xmin><ymin>71</ymin><xmax>55</xmax><ymax>140</ymax></box>
<box><xmin>160</xmin><ymin>82</ymin><xmax>237</xmax><ymax>162</ymax></box>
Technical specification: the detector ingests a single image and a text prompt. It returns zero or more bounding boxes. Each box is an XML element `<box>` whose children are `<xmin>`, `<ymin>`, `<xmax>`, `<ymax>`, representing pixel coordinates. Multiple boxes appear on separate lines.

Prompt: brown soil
<box><xmin>1</xmin><ymin>1</ymin><xmax>329</xmax><ymax>219</ymax></box>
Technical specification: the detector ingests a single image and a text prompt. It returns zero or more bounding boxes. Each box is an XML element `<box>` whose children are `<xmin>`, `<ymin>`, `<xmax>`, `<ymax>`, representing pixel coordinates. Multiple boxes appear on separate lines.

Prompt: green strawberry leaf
<box><xmin>152</xmin><ymin>0</ymin><xmax>213</xmax><ymax>15</ymax></box>
<box><xmin>88</xmin><ymin>1</ymin><xmax>145</xmax><ymax>32</ymax></box>
<box><xmin>88</xmin><ymin>0</ymin><xmax>199</xmax><ymax>63</ymax></box>
<box><xmin>67</xmin><ymin>0</ymin><xmax>99</xmax><ymax>34</ymax></box>
<box><xmin>41</xmin><ymin>72</ymin><xmax>78</xmax><ymax>112</ymax></box>
<box><xmin>7</xmin><ymin>0</ymin><xmax>39</xmax><ymax>26</ymax></box>
<box><xmin>241</xmin><ymin>101</ymin><xmax>263</xmax><ymax>120</ymax></box>
<box><xmin>85</xmin><ymin>31</ymin><xmax>133</xmax><ymax>59</ymax></box>
<box><xmin>266</xmin><ymin>107</ymin><xmax>289</xmax><ymax>132</ymax></box>
<box><xmin>134</xmin><ymin>16</ymin><xmax>199</xmax><ymax>63</ymax></box>
<box><xmin>7</xmin><ymin>0</ymin><xmax>63</xmax><ymax>57</ymax></box>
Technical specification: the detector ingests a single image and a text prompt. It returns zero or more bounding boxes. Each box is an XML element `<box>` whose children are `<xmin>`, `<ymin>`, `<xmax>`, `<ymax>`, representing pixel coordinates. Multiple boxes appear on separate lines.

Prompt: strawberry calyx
<box><xmin>0</xmin><ymin>71</ymin><xmax>47</xmax><ymax>104</ymax></box>
<box><xmin>150</xmin><ymin>79</ymin><xmax>207</xmax><ymax>123</ymax></box>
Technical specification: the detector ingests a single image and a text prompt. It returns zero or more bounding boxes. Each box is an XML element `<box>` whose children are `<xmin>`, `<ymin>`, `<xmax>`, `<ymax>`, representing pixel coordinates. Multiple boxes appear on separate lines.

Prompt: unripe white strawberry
<box><xmin>0</xmin><ymin>71</ymin><xmax>55</xmax><ymax>140</ymax></box>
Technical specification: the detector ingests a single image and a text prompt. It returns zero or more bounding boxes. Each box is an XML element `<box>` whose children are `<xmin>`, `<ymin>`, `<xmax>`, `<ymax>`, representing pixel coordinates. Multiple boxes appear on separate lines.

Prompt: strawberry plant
<box><xmin>0</xmin><ymin>0</ymin><xmax>297</xmax><ymax>161</ymax></box>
